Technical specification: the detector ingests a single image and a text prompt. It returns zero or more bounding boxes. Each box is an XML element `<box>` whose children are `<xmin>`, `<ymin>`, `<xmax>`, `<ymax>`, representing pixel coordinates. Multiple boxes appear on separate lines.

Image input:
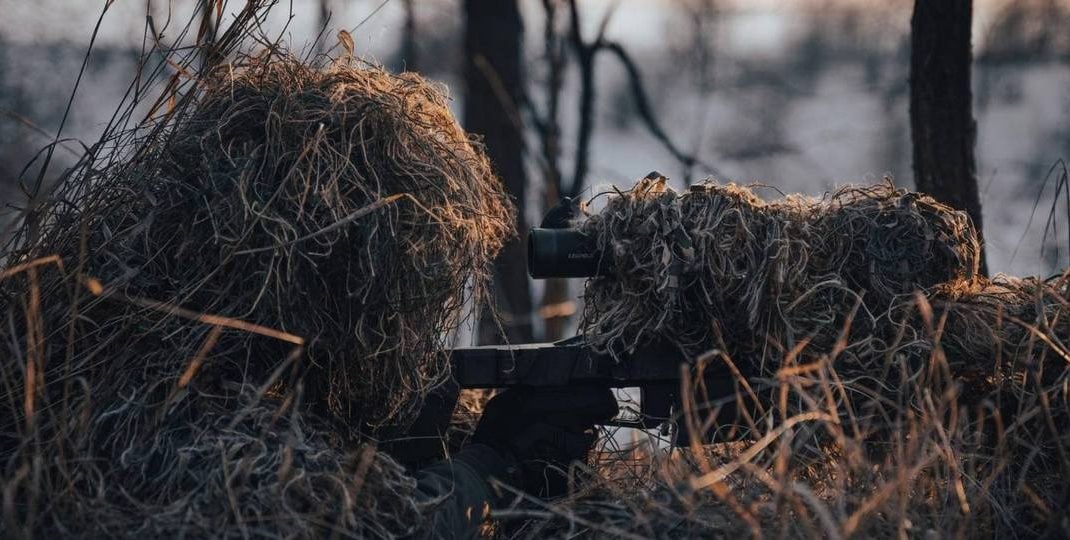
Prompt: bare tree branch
<box><xmin>536</xmin><ymin>0</ymin><xmax>565</xmax><ymax>204</ymax></box>
<box><xmin>536</xmin><ymin>0</ymin><xmax>571</xmax><ymax>340</ymax></box>
<box><xmin>564</xmin><ymin>0</ymin><xmax>721</xmax><ymax>198</ymax></box>
<box><xmin>566</xmin><ymin>0</ymin><xmax>597</xmax><ymax>199</ymax></box>
<box><xmin>600</xmin><ymin>42</ymin><xmax>698</xmax><ymax>171</ymax></box>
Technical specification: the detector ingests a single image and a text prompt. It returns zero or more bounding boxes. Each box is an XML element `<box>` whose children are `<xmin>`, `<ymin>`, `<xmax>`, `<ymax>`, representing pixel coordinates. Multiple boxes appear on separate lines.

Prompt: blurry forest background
<box><xmin>1</xmin><ymin>0</ymin><xmax>1068</xmax><ymax>343</ymax></box>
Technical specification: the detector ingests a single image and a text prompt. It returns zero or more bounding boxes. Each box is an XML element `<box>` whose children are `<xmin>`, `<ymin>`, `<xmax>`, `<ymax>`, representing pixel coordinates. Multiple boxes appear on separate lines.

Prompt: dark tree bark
<box><xmin>197</xmin><ymin>0</ymin><xmax>219</xmax><ymax>68</ymax></box>
<box><xmin>536</xmin><ymin>0</ymin><xmax>570</xmax><ymax>341</ymax></box>
<box><xmin>910</xmin><ymin>0</ymin><xmax>987</xmax><ymax>274</ymax></box>
<box><xmin>567</xmin><ymin>0</ymin><xmax>597</xmax><ymax>200</ymax></box>
<box><xmin>318</xmin><ymin>0</ymin><xmax>330</xmax><ymax>52</ymax></box>
<box><xmin>463</xmin><ymin>0</ymin><xmax>533</xmax><ymax>344</ymax></box>
<box><xmin>401</xmin><ymin>0</ymin><xmax>418</xmax><ymax>71</ymax></box>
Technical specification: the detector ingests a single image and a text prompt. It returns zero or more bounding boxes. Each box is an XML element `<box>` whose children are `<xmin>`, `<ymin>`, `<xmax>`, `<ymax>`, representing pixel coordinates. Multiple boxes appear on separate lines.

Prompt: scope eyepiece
<box><xmin>527</xmin><ymin>228</ymin><xmax>607</xmax><ymax>279</ymax></box>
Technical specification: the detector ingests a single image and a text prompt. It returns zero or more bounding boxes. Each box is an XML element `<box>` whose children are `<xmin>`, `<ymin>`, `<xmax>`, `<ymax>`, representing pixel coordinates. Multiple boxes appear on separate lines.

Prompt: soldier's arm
<box><xmin>413</xmin><ymin>444</ymin><xmax>518</xmax><ymax>538</ymax></box>
<box><xmin>411</xmin><ymin>387</ymin><xmax>614</xmax><ymax>537</ymax></box>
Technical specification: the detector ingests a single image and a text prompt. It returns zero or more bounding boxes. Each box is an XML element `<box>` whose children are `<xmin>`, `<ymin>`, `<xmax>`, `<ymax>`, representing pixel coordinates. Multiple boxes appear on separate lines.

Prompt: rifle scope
<box><xmin>527</xmin><ymin>228</ymin><xmax>608</xmax><ymax>279</ymax></box>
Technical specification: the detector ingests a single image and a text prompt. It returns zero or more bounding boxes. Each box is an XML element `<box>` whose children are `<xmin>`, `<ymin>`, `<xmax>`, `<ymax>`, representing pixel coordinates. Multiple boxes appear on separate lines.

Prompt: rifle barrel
<box><xmin>449</xmin><ymin>338</ymin><xmax>680</xmax><ymax>388</ymax></box>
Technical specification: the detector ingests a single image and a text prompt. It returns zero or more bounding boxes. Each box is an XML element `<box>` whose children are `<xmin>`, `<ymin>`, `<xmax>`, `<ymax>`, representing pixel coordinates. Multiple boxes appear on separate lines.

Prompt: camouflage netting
<box><xmin>0</xmin><ymin>53</ymin><xmax>513</xmax><ymax>537</ymax></box>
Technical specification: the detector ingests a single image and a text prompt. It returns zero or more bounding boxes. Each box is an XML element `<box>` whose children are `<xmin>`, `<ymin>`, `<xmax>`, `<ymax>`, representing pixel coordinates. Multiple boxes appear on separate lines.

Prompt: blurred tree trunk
<box><xmin>538</xmin><ymin>0</ymin><xmax>571</xmax><ymax>341</ymax></box>
<box><xmin>317</xmin><ymin>0</ymin><xmax>330</xmax><ymax>55</ymax></box>
<box><xmin>464</xmin><ymin>0</ymin><xmax>533</xmax><ymax>344</ymax></box>
<box><xmin>687</xmin><ymin>0</ymin><xmax>719</xmax><ymax>95</ymax></box>
<box><xmin>909</xmin><ymin>0</ymin><xmax>987</xmax><ymax>274</ymax></box>
<box><xmin>401</xmin><ymin>0</ymin><xmax>418</xmax><ymax>71</ymax></box>
<box><xmin>197</xmin><ymin>0</ymin><xmax>219</xmax><ymax>68</ymax></box>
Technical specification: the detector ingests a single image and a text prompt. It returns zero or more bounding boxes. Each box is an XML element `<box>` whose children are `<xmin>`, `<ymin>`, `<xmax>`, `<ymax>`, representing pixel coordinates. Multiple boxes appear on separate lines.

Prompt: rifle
<box><xmin>448</xmin><ymin>193</ymin><xmax>747</xmax><ymax>440</ymax></box>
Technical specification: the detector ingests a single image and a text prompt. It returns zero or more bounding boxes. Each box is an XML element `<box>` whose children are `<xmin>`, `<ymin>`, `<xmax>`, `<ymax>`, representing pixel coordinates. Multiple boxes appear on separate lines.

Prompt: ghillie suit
<box><xmin>580</xmin><ymin>177</ymin><xmax>982</xmax><ymax>362</ymax></box>
<box><xmin>0</xmin><ymin>55</ymin><xmax>512</xmax><ymax>537</ymax></box>
<box><xmin>537</xmin><ymin>175</ymin><xmax>1070</xmax><ymax>537</ymax></box>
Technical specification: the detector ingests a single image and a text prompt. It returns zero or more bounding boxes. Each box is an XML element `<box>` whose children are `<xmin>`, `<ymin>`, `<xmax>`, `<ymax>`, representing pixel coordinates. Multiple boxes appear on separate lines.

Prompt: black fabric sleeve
<box><xmin>412</xmin><ymin>444</ymin><xmax>518</xmax><ymax>539</ymax></box>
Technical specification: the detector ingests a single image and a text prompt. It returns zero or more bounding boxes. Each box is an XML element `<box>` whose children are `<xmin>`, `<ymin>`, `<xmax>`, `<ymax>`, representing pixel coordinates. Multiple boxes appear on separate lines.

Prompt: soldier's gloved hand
<box><xmin>471</xmin><ymin>386</ymin><xmax>617</xmax><ymax>498</ymax></box>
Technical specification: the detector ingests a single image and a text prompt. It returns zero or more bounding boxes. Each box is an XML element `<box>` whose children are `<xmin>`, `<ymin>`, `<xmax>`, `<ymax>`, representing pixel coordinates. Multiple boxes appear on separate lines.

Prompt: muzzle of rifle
<box><xmin>527</xmin><ymin>228</ymin><xmax>608</xmax><ymax>279</ymax></box>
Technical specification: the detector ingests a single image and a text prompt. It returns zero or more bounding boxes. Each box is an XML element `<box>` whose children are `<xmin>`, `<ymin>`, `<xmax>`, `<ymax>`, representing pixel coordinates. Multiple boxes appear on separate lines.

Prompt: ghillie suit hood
<box><xmin>0</xmin><ymin>54</ymin><xmax>513</xmax><ymax>537</ymax></box>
